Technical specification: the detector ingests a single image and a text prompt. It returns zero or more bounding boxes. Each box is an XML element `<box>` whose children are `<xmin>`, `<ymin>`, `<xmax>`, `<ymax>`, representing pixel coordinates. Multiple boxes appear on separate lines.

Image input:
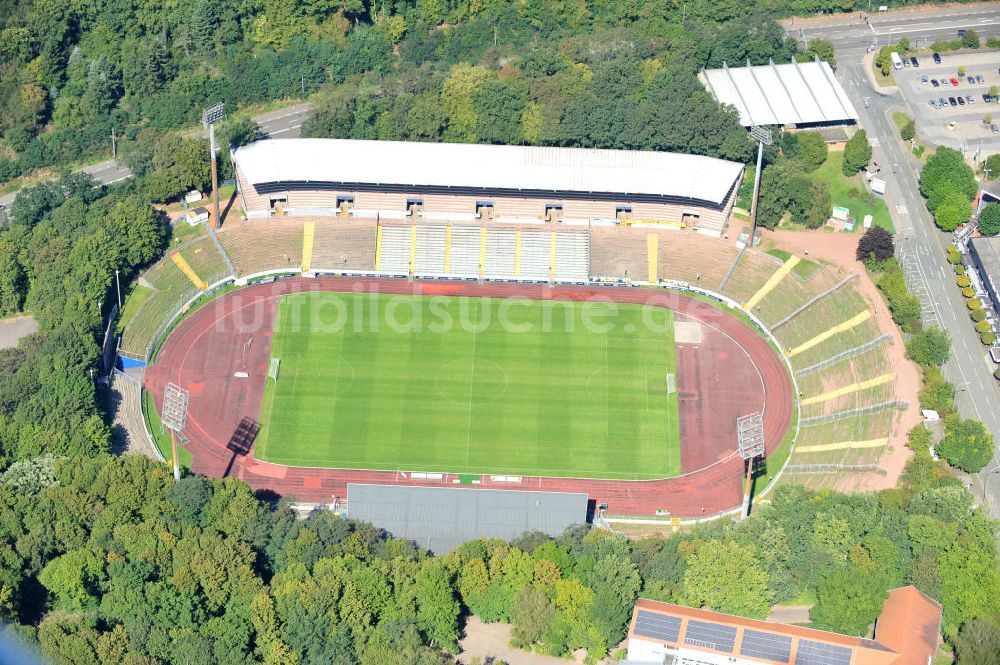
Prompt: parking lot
<box><xmin>896</xmin><ymin>50</ymin><xmax>1000</xmax><ymax>153</ymax></box>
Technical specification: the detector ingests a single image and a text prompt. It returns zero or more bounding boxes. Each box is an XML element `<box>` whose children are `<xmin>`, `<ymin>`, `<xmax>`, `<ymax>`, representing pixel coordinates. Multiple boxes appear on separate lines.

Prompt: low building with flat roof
<box><xmin>232</xmin><ymin>139</ymin><xmax>745</xmax><ymax>235</ymax></box>
<box><xmin>968</xmin><ymin>235</ymin><xmax>1000</xmax><ymax>313</ymax></box>
<box><xmin>626</xmin><ymin>586</ymin><xmax>940</xmax><ymax>665</ymax></box>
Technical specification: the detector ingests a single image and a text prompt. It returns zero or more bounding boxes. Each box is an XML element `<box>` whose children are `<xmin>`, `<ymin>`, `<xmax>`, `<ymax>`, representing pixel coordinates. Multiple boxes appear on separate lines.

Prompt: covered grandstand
<box><xmin>700</xmin><ymin>59</ymin><xmax>859</xmax><ymax>140</ymax></box>
<box><xmin>232</xmin><ymin>139</ymin><xmax>745</xmax><ymax>235</ymax></box>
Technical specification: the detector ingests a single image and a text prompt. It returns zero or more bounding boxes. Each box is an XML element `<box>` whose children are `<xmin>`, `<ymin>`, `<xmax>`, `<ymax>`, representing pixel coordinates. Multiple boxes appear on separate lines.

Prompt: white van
<box><xmin>890</xmin><ymin>51</ymin><xmax>903</xmax><ymax>70</ymax></box>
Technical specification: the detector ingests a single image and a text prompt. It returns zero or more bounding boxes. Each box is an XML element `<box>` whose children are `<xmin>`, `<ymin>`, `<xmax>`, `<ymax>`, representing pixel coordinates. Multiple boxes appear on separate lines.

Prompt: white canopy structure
<box><xmin>700</xmin><ymin>59</ymin><xmax>859</xmax><ymax>128</ymax></box>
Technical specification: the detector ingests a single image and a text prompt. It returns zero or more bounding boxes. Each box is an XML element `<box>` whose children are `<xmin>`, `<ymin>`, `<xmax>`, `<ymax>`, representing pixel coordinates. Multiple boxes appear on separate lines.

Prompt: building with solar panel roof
<box><xmin>625</xmin><ymin>586</ymin><xmax>941</xmax><ymax>665</ymax></box>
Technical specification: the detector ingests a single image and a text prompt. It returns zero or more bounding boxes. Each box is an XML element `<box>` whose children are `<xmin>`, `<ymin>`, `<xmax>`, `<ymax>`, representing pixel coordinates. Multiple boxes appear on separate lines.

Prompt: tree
<box><xmin>682</xmin><ymin>540</ymin><xmax>772</xmax><ymax>618</ymax></box>
<box><xmin>473</xmin><ymin>79</ymin><xmax>527</xmax><ymax>145</ymax></box>
<box><xmin>954</xmin><ymin>614</ymin><xmax>1000</xmax><ymax>665</ymax></box>
<box><xmin>509</xmin><ymin>587</ymin><xmax>554</xmax><ymax>649</ymax></box>
<box><xmin>811</xmin><ymin>565</ymin><xmax>889</xmax><ymax>636</ymax></box>
<box><xmin>900</xmin><ymin>119</ymin><xmax>916</xmax><ymax>141</ymax></box>
<box><xmin>796</xmin><ymin>131</ymin><xmax>828</xmax><ymax>172</ymax></box>
<box><xmin>978</xmin><ymin>202</ymin><xmax>1000</xmax><ymax>236</ymax></box>
<box><xmin>936</xmin><ymin>415</ymin><xmax>995</xmax><ymax>473</ymax></box>
<box><xmin>962</xmin><ymin>30</ymin><xmax>981</xmax><ymax>49</ymax></box>
<box><xmin>920</xmin><ymin>147</ymin><xmax>978</xmax><ymax>202</ymax></box>
<box><xmin>0</xmin><ymin>234</ymin><xmax>26</xmax><ymax>315</ymax></box>
<box><xmin>857</xmin><ymin>226</ymin><xmax>894</xmax><ymax>262</ymax></box>
<box><xmin>842</xmin><ymin>130</ymin><xmax>872</xmax><ymax>176</ymax></box>
<box><xmin>874</xmin><ymin>46</ymin><xmax>893</xmax><ymax>76</ymax></box>
<box><xmin>906</xmin><ymin>328</ymin><xmax>951</xmax><ymax>366</ymax></box>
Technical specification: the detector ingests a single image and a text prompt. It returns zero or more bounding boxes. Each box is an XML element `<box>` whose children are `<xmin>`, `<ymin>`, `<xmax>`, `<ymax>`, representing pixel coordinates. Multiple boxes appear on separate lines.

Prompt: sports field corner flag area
<box><xmin>255</xmin><ymin>292</ymin><xmax>682</xmax><ymax>480</ymax></box>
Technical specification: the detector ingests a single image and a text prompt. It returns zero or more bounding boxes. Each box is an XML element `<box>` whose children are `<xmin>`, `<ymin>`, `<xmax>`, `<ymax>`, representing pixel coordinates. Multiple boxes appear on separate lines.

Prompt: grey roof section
<box><xmin>794</xmin><ymin>639</ymin><xmax>853</xmax><ymax>665</ymax></box>
<box><xmin>740</xmin><ymin>628</ymin><xmax>792</xmax><ymax>663</ymax></box>
<box><xmin>972</xmin><ymin>236</ymin><xmax>1000</xmax><ymax>281</ymax></box>
<box><xmin>633</xmin><ymin>611</ymin><xmax>682</xmax><ymax>643</ymax></box>
<box><xmin>346</xmin><ymin>484</ymin><xmax>588</xmax><ymax>554</ymax></box>
<box><xmin>700</xmin><ymin>60</ymin><xmax>859</xmax><ymax>127</ymax></box>
<box><xmin>233</xmin><ymin>138</ymin><xmax>746</xmax><ymax>206</ymax></box>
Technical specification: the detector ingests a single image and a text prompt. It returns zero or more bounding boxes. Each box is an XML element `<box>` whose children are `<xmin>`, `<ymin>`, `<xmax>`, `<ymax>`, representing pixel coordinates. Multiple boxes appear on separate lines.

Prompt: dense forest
<box><xmin>0</xmin><ymin>0</ymin><xmax>863</xmax><ymax>186</ymax></box>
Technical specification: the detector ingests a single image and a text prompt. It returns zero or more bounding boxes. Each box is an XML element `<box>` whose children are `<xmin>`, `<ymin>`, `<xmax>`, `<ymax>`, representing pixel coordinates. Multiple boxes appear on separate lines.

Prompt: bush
<box><xmin>971</xmin><ymin>309</ymin><xmax>986</xmax><ymax>322</ymax></box>
<box><xmin>947</xmin><ymin>251</ymin><xmax>962</xmax><ymax>265</ymax></box>
<box><xmin>906</xmin><ymin>327</ymin><xmax>952</xmax><ymax>366</ymax></box>
<box><xmin>961</xmin><ymin>30</ymin><xmax>980</xmax><ymax>49</ymax></box>
<box><xmin>958</xmin><ymin>65</ymin><xmax>967</xmax><ymax>77</ymax></box>
<box><xmin>976</xmin><ymin>320</ymin><xmax>993</xmax><ymax>334</ymax></box>
<box><xmin>955</xmin><ymin>264</ymin><xmax>966</xmax><ymax>276</ymax></box>
<box><xmin>920</xmin><ymin>366</ymin><xmax>955</xmax><ymax>415</ymax></box>
<box><xmin>967</xmin><ymin>298</ymin><xmax>982</xmax><ymax>310</ymax></box>
<box><xmin>994</xmin><ymin>368</ymin><xmax>1000</xmax><ymax>380</ymax></box>
<box><xmin>937</xmin><ymin>414</ymin><xmax>994</xmax><ymax>472</ymax></box>
<box><xmin>900</xmin><ymin>120</ymin><xmax>916</xmax><ymax>142</ymax></box>
<box><xmin>956</xmin><ymin>275</ymin><xmax>971</xmax><ymax>288</ymax></box>
<box><xmin>982</xmin><ymin>332</ymin><xmax>996</xmax><ymax>346</ymax></box>
<box><xmin>876</xmin><ymin>260</ymin><xmax>921</xmax><ymax>327</ymax></box>
<box><xmin>978</xmin><ymin>202</ymin><xmax>1000</xmax><ymax>237</ymax></box>
<box><xmin>962</xmin><ymin>287</ymin><xmax>976</xmax><ymax>298</ymax></box>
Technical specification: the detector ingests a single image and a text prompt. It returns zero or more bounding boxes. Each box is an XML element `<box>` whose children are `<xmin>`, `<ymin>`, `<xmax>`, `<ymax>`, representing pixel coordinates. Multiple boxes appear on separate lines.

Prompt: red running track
<box><xmin>144</xmin><ymin>277</ymin><xmax>792</xmax><ymax>517</ymax></box>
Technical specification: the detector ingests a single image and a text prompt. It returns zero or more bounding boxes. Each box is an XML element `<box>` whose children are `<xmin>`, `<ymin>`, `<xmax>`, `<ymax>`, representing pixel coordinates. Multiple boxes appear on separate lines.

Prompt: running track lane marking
<box><xmin>170</xmin><ymin>252</ymin><xmax>208</xmax><ymax>290</ymax></box>
<box><xmin>745</xmin><ymin>255</ymin><xmax>800</xmax><ymax>311</ymax></box>
<box><xmin>795</xmin><ymin>438</ymin><xmax>887</xmax><ymax>453</ymax></box>
<box><xmin>786</xmin><ymin>310</ymin><xmax>872</xmax><ymax>357</ymax></box>
<box><xmin>301</xmin><ymin>222</ymin><xmax>315</xmax><ymax>273</ymax></box>
<box><xmin>800</xmin><ymin>373</ymin><xmax>893</xmax><ymax>405</ymax></box>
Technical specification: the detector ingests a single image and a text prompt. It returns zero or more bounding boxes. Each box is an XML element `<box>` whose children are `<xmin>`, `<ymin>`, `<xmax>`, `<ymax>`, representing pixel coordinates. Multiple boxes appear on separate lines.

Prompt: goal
<box><xmin>268</xmin><ymin>358</ymin><xmax>280</xmax><ymax>382</ymax></box>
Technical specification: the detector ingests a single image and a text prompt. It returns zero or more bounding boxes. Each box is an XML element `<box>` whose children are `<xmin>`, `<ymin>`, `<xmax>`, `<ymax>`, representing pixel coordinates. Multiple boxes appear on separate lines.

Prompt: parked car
<box><xmin>968</xmin><ymin>76</ymin><xmax>976</xmax><ymax>84</ymax></box>
<box><xmin>976</xmin><ymin>75</ymin><xmax>985</xmax><ymax>84</ymax></box>
<box><xmin>949</xmin><ymin>97</ymin><xmax>958</xmax><ymax>106</ymax></box>
<box><xmin>993</xmin><ymin>123</ymin><xmax>999</xmax><ymax>135</ymax></box>
<box><xmin>967</xmin><ymin>95</ymin><xmax>975</xmax><ymax>104</ymax></box>
<box><xmin>958</xmin><ymin>96</ymin><xmax>965</xmax><ymax>105</ymax></box>
<box><xmin>939</xmin><ymin>97</ymin><xmax>948</xmax><ymax>106</ymax></box>
<box><xmin>985</xmin><ymin>94</ymin><xmax>993</xmax><ymax>103</ymax></box>
<box><xmin>931</xmin><ymin>78</ymin><xmax>940</xmax><ymax>87</ymax></box>
<box><xmin>911</xmin><ymin>56</ymin><xmax>920</xmax><ymax>67</ymax></box>
<box><xmin>958</xmin><ymin>29</ymin><xmax>966</xmax><ymax>37</ymax></box>
<box><xmin>929</xmin><ymin>100</ymin><xmax>938</xmax><ymax>109</ymax></box>
<box><xmin>933</xmin><ymin>52</ymin><xmax>942</xmax><ymax>64</ymax></box>
<box><xmin>921</xmin><ymin>75</ymin><xmax>928</xmax><ymax>84</ymax></box>
<box><xmin>950</xmin><ymin>77</ymin><xmax>959</xmax><ymax>86</ymax></box>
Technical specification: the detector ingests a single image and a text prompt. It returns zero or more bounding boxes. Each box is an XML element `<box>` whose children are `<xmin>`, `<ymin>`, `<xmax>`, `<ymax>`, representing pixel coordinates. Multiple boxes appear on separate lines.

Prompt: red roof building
<box><xmin>626</xmin><ymin>586</ymin><xmax>941</xmax><ymax>665</ymax></box>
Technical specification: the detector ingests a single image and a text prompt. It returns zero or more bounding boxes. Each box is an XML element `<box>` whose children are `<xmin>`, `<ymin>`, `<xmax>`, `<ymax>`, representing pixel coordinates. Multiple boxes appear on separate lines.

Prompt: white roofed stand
<box><xmin>232</xmin><ymin>139</ymin><xmax>745</xmax><ymax>236</ymax></box>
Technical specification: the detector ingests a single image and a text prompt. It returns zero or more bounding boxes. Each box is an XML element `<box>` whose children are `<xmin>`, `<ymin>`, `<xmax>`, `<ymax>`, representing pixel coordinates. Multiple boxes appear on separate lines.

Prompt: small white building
<box><xmin>184</xmin><ymin>190</ymin><xmax>203</xmax><ymax>205</ymax></box>
<box><xmin>185</xmin><ymin>207</ymin><xmax>210</xmax><ymax>225</ymax></box>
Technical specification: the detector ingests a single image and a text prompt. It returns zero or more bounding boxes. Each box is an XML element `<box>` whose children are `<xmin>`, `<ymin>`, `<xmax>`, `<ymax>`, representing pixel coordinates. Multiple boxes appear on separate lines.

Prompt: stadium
<box><xmin>113</xmin><ymin>139</ymin><xmax>911</xmax><ymax>521</ymax></box>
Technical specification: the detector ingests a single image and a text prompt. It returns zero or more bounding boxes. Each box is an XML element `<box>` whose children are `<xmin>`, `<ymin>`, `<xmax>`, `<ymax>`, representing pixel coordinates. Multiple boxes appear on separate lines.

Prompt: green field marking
<box><xmin>256</xmin><ymin>293</ymin><xmax>681</xmax><ymax>480</ymax></box>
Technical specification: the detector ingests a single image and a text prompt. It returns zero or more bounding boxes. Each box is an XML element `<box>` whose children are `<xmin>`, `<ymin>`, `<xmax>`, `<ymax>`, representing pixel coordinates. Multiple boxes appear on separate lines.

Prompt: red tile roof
<box><xmin>874</xmin><ymin>586</ymin><xmax>942</xmax><ymax>665</ymax></box>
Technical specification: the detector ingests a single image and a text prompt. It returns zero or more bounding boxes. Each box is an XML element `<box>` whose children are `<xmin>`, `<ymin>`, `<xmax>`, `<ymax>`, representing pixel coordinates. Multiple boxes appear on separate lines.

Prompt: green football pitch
<box><xmin>255</xmin><ymin>293</ymin><xmax>681</xmax><ymax>479</ymax></box>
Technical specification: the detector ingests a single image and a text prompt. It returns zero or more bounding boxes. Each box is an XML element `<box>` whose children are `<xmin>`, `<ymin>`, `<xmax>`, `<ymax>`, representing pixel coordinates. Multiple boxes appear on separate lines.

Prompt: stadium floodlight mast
<box><xmin>161</xmin><ymin>383</ymin><xmax>190</xmax><ymax>481</ymax></box>
<box><xmin>202</xmin><ymin>102</ymin><xmax>226</xmax><ymax>230</ymax></box>
<box><xmin>748</xmin><ymin>125</ymin><xmax>774</xmax><ymax>248</ymax></box>
<box><xmin>737</xmin><ymin>411</ymin><xmax>766</xmax><ymax>519</ymax></box>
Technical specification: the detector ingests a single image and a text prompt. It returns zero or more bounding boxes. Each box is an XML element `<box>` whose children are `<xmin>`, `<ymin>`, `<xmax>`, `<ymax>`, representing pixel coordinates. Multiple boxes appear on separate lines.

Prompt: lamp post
<box><xmin>202</xmin><ymin>103</ymin><xmax>226</xmax><ymax>230</ymax></box>
<box><xmin>114</xmin><ymin>269</ymin><xmax>121</xmax><ymax>311</ymax></box>
<box><xmin>748</xmin><ymin>125</ymin><xmax>774</xmax><ymax>248</ymax></box>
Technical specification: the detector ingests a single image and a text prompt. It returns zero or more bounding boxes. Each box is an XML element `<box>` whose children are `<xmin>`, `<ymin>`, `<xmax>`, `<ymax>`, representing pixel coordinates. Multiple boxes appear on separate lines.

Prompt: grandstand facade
<box><xmin>232</xmin><ymin>139</ymin><xmax>745</xmax><ymax>236</ymax></box>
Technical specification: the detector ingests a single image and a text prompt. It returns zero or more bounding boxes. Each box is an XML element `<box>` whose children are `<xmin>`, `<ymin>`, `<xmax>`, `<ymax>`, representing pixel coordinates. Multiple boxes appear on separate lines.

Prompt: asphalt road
<box><xmin>792</xmin><ymin>5</ymin><xmax>1000</xmax><ymax>55</ymax></box>
<box><xmin>792</xmin><ymin>8</ymin><xmax>1000</xmax><ymax>516</ymax></box>
<box><xmin>0</xmin><ymin>101</ymin><xmax>313</xmax><ymax>211</ymax></box>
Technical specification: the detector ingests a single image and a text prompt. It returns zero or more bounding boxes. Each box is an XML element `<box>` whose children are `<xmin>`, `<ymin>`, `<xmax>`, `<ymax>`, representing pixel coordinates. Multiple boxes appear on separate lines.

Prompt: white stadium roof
<box><xmin>233</xmin><ymin>138</ymin><xmax>745</xmax><ymax>206</ymax></box>
<box><xmin>700</xmin><ymin>60</ymin><xmax>859</xmax><ymax>127</ymax></box>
